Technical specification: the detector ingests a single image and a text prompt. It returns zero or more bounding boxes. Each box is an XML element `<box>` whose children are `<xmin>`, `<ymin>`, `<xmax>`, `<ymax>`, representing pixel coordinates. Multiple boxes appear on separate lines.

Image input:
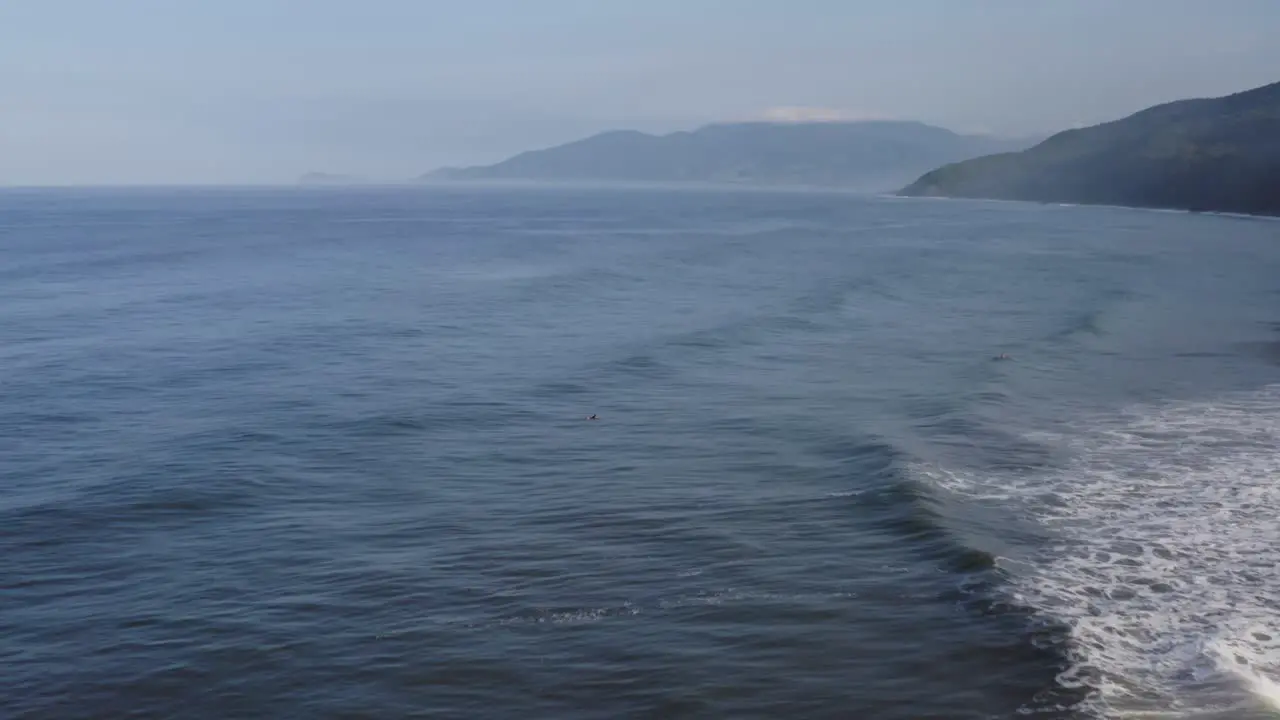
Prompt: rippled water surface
<box><xmin>3</xmin><ymin>186</ymin><xmax>1280</xmax><ymax>719</ymax></box>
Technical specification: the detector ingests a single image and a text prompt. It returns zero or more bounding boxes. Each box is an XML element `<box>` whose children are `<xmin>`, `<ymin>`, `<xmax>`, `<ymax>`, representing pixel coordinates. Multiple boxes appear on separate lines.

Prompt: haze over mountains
<box><xmin>297</xmin><ymin>172</ymin><xmax>366</xmax><ymax>185</ymax></box>
<box><xmin>421</xmin><ymin>121</ymin><xmax>1038</xmax><ymax>191</ymax></box>
<box><xmin>900</xmin><ymin>80</ymin><xmax>1280</xmax><ymax>216</ymax></box>
<box><xmin>302</xmin><ymin>79</ymin><xmax>1280</xmax><ymax>218</ymax></box>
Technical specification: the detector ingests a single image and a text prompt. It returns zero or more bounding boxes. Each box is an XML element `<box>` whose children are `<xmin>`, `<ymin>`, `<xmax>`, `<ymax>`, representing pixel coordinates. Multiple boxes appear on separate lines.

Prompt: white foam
<box><xmin>921</xmin><ymin>385</ymin><xmax>1280</xmax><ymax>717</ymax></box>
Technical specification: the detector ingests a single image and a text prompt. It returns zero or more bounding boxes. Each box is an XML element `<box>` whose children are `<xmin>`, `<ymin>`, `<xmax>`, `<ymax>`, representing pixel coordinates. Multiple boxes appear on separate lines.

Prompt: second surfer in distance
<box><xmin>993</xmin><ymin>353</ymin><xmax>1012</xmax><ymax>361</ymax></box>
<box><xmin>587</xmin><ymin>414</ymin><xmax>599</xmax><ymax>420</ymax></box>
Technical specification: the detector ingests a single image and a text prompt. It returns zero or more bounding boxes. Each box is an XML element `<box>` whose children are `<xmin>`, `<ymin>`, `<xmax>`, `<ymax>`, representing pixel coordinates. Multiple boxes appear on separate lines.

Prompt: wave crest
<box><xmin>925</xmin><ymin>385</ymin><xmax>1280</xmax><ymax>717</ymax></box>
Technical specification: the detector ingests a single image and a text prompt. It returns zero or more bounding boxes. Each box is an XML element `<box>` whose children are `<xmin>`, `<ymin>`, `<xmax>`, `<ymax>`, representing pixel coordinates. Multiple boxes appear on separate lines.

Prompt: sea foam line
<box><xmin>919</xmin><ymin>385</ymin><xmax>1280</xmax><ymax>717</ymax></box>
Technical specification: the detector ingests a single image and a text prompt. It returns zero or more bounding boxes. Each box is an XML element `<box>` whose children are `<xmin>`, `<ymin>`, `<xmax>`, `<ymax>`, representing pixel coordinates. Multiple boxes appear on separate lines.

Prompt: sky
<box><xmin>2</xmin><ymin>0</ymin><xmax>1278</xmax><ymax>184</ymax></box>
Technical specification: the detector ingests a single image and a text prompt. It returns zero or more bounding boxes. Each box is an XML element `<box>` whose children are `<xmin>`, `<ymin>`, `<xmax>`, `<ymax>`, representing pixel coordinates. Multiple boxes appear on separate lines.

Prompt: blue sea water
<box><xmin>2</xmin><ymin>185</ymin><xmax>1280</xmax><ymax>719</ymax></box>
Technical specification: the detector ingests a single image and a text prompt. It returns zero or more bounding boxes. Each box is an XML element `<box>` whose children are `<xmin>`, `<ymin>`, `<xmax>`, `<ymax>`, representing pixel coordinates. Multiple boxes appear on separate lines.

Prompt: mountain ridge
<box><xmin>422</xmin><ymin>120</ymin><xmax>1039</xmax><ymax>192</ymax></box>
<box><xmin>899</xmin><ymin>81</ymin><xmax>1280</xmax><ymax>216</ymax></box>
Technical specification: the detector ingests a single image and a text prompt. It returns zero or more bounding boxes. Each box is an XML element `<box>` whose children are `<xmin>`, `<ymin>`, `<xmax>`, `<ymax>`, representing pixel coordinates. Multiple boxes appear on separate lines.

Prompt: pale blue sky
<box><xmin>2</xmin><ymin>0</ymin><xmax>1277</xmax><ymax>184</ymax></box>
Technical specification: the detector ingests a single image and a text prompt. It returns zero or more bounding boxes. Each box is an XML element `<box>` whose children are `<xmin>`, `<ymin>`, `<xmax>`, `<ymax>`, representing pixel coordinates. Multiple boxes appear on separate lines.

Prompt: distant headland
<box><xmin>898</xmin><ymin>80</ymin><xmax>1280</xmax><ymax>217</ymax></box>
<box><xmin>419</xmin><ymin>121</ymin><xmax>1039</xmax><ymax>193</ymax></box>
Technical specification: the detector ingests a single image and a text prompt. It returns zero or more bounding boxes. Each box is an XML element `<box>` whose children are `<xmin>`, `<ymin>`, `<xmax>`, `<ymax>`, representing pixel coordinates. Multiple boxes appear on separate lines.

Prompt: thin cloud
<box><xmin>756</xmin><ymin>106</ymin><xmax>893</xmax><ymax>123</ymax></box>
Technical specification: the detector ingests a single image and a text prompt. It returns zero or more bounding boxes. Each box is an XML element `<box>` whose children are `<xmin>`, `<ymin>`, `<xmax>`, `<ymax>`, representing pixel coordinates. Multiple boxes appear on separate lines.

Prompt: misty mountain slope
<box><xmin>900</xmin><ymin>80</ymin><xmax>1280</xmax><ymax>216</ymax></box>
<box><xmin>422</xmin><ymin>121</ymin><xmax>1036</xmax><ymax>191</ymax></box>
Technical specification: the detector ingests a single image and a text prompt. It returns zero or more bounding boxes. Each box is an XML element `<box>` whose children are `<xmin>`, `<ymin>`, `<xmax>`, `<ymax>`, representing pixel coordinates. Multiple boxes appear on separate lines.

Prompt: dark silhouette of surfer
<box><xmin>587</xmin><ymin>414</ymin><xmax>598</xmax><ymax>420</ymax></box>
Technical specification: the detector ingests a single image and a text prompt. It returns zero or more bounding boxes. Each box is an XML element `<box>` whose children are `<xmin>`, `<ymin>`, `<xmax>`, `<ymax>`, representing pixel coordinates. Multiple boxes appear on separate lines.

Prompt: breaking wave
<box><xmin>920</xmin><ymin>385</ymin><xmax>1280</xmax><ymax>717</ymax></box>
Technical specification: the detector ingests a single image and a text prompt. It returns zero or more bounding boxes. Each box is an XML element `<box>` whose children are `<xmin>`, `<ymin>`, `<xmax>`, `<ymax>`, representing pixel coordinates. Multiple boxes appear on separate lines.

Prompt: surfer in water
<box><xmin>587</xmin><ymin>414</ymin><xmax>599</xmax><ymax>420</ymax></box>
<box><xmin>993</xmin><ymin>353</ymin><xmax>1012</xmax><ymax>361</ymax></box>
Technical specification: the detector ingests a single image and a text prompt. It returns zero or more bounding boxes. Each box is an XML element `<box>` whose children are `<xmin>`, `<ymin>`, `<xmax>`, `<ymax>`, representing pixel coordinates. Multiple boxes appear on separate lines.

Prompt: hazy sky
<box><xmin>3</xmin><ymin>0</ymin><xmax>1278</xmax><ymax>184</ymax></box>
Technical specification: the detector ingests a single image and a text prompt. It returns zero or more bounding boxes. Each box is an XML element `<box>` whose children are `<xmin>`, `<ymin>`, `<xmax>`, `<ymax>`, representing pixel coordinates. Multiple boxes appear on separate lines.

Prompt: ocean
<box><xmin>3</xmin><ymin>185</ymin><xmax>1279</xmax><ymax>719</ymax></box>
